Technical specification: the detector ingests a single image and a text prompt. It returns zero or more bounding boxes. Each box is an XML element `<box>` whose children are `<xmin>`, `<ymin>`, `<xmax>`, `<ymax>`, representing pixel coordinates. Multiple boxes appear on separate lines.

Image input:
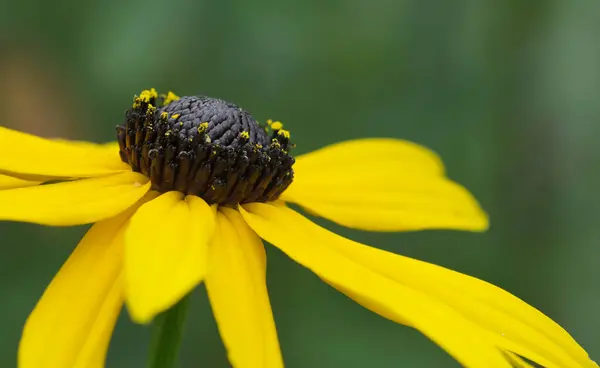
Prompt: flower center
<box><xmin>117</xmin><ymin>89</ymin><xmax>295</xmax><ymax>206</ymax></box>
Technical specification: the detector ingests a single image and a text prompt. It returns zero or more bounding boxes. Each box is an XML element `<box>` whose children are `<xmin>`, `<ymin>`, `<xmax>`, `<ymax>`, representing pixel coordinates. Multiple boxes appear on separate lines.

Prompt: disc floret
<box><xmin>117</xmin><ymin>89</ymin><xmax>295</xmax><ymax>205</ymax></box>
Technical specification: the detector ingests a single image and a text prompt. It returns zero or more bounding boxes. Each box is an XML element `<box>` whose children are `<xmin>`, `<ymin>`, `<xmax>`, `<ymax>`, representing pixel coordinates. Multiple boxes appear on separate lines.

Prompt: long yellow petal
<box><xmin>125</xmin><ymin>192</ymin><xmax>216</xmax><ymax>324</ymax></box>
<box><xmin>0</xmin><ymin>171</ymin><xmax>150</xmax><ymax>226</ymax></box>
<box><xmin>242</xmin><ymin>203</ymin><xmax>598</xmax><ymax>368</ymax></box>
<box><xmin>0</xmin><ymin>126</ymin><xmax>129</xmax><ymax>177</ymax></box>
<box><xmin>0</xmin><ymin>174</ymin><xmax>39</xmax><ymax>190</ymax></box>
<box><xmin>206</xmin><ymin>209</ymin><xmax>283</xmax><ymax>368</ymax></box>
<box><xmin>18</xmin><ymin>207</ymin><xmax>132</xmax><ymax>368</ymax></box>
<box><xmin>504</xmin><ymin>353</ymin><xmax>536</xmax><ymax>368</ymax></box>
<box><xmin>320</xmin><ymin>224</ymin><xmax>596</xmax><ymax>367</ymax></box>
<box><xmin>240</xmin><ymin>203</ymin><xmax>511</xmax><ymax>368</ymax></box>
<box><xmin>282</xmin><ymin>138</ymin><xmax>488</xmax><ymax>232</ymax></box>
<box><xmin>293</xmin><ymin>138</ymin><xmax>445</xmax><ymax>175</ymax></box>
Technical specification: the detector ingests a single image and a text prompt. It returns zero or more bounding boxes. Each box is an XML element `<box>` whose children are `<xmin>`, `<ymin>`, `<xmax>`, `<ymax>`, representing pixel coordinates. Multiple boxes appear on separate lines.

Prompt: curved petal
<box><xmin>125</xmin><ymin>192</ymin><xmax>216</xmax><ymax>324</ymax></box>
<box><xmin>0</xmin><ymin>126</ymin><xmax>129</xmax><ymax>178</ymax></box>
<box><xmin>241</xmin><ymin>203</ymin><xmax>510</xmax><ymax>368</ymax></box>
<box><xmin>323</xmin><ymin>232</ymin><xmax>596</xmax><ymax>367</ymax></box>
<box><xmin>18</xmin><ymin>207</ymin><xmax>132</xmax><ymax>368</ymax></box>
<box><xmin>0</xmin><ymin>174</ymin><xmax>39</xmax><ymax>190</ymax></box>
<box><xmin>241</xmin><ymin>203</ymin><xmax>597</xmax><ymax>368</ymax></box>
<box><xmin>504</xmin><ymin>353</ymin><xmax>536</xmax><ymax>368</ymax></box>
<box><xmin>282</xmin><ymin>138</ymin><xmax>488</xmax><ymax>232</ymax></box>
<box><xmin>0</xmin><ymin>171</ymin><xmax>150</xmax><ymax>226</ymax></box>
<box><xmin>206</xmin><ymin>208</ymin><xmax>283</xmax><ymax>368</ymax></box>
<box><xmin>293</xmin><ymin>138</ymin><xmax>445</xmax><ymax>176</ymax></box>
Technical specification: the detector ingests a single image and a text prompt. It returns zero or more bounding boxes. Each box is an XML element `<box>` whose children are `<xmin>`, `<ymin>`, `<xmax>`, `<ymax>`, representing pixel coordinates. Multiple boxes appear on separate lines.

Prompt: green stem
<box><xmin>148</xmin><ymin>295</ymin><xmax>191</xmax><ymax>368</ymax></box>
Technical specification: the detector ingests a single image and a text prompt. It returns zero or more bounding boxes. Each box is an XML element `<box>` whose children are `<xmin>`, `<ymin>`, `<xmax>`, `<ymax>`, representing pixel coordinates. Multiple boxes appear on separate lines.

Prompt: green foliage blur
<box><xmin>1</xmin><ymin>1</ymin><xmax>599</xmax><ymax>367</ymax></box>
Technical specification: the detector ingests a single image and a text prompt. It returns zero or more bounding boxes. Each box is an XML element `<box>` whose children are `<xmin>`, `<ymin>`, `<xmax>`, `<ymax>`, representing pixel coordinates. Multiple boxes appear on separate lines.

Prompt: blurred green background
<box><xmin>1</xmin><ymin>0</ymin><xmax>599</xmax><ymax>367</ymax></box>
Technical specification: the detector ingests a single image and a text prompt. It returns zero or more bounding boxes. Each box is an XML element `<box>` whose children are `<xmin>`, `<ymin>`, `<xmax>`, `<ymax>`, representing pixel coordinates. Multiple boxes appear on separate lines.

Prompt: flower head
<box><xmin>1</xmin><ymin>89</ymin><xmax>596</xmax><ymax>368</ymax></box>
<box><xmin>117</xmin><ymin>93</ymin><xmax>294</xmax><ymax>205</ymax></box>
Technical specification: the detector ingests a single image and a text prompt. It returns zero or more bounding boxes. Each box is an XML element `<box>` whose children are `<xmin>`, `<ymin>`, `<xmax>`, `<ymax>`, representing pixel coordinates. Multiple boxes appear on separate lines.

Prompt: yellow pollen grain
<box><xmin>163</xmin><ymin>91</ymin><xmax>180</xmax><ymax>105</ymax></box>
<box><xmin>271</xmin><ymin>121</ymin><xmax>283</xmax><ymax>130</ymax></box>
<box><xmin>147</xmin><ymin>104</ymin><xmax>156</xmax><ymax>114</ymax></box>
<box><xmin>165</xmin><ymin>130</ymin><xmax>172</xmax><ymax>137</ymax></box>
<box><xmin>278</xmin><ymin>129</ymin><xmax>290</xmax><ymax>139</ymax></box>
<box><xmin>271</xmin><ymin>138</ymin><xmax>281</xmax><ymax>148</ymax></box>
<box><xmin>198</xmin><ymin>122</ymin><xmax>209</xmax><ymax>133</ymax></box>
<box><xmin>240</xmin><ymin>131</ymin><xmax>250</xmax><ymax>139</ymax></box>
<box><xmin>160</xmin><ymin>112</ymin><xmax>168</xmax><ymax>120</ymax></box>
<box><xmin>267</xmin><ymin>119</ymin><xmax>273</xmax><ymax>126</ymax></box>
<box><xmin>171</xmin><ymin>114</ymin><xmax>180</xmax><ymax>119</ymax></box>
<box><xmin>139</xmin><ymin>88</ymin><xmax>158</xmax><ymax>103</ymax></box>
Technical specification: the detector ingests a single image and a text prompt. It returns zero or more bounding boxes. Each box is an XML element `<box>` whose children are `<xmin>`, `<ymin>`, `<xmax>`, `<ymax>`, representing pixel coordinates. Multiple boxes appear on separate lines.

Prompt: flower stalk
<box><xmin>148</xmin><ymin>294</ymin><xmax>191</xmax><ymax>368</ymax></box>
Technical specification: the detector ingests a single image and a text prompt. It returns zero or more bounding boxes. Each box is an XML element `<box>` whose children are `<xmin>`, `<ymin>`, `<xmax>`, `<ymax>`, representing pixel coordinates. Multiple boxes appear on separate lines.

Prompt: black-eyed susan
<box><xmin>1</xmin><ymin>89</ymin><xmax>596</xmax><ymax>368</ymax></box>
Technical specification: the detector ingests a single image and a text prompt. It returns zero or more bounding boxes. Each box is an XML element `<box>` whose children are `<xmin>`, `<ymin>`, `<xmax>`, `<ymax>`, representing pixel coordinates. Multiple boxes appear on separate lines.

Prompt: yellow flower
<box><xmin>0</xmin><ymin>90</ymin><xmax>595</xmax><ymax>368</ymax></box>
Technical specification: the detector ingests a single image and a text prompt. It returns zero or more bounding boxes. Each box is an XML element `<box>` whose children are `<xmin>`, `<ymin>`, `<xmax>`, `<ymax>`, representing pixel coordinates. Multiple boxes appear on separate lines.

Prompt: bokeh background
<box><xmin>1</xmin><ymin>1</ymin><xmax>599</xmax><ymax>367</ymax></box>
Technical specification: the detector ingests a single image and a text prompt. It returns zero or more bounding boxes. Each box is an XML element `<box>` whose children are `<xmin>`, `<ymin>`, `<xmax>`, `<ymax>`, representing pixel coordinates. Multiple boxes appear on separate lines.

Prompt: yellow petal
<box><xmin>320</xmin><ymin>225</ymin><xmax>595</xmax><ymax>368</ymax></box>
<box><xmin>206</xmin><ymin>208</ymin><xmax>283</xmax><ymax>368</ymax></box>
<box><xmin>242</xmin><ymin>203</ymin><xmax>598</xmax><ymax>368</ymax></box>
<box><xmin>0</xmin><ymin>126</ymin><xmax>129</xmax><ymax>178</ymax></box>
<box><xmin>240</xmin><ymin>203</ymin><xmax>511</xmax><ymax>368</ymax></box>
<box><xmin>0</xmin><ymin>174</ymin><xmax>39</xmax><ymax>190</ymax></box>
<box><xmin>18</xmin><ymin>207</ymin><xmax>132</xmax><ymax>368</ymax></box>
<box><xmin>0</xmin><ymin>171</ymin><xmax>150</xmax><ymax>226</ymax></box>
<box><xmin>504</xmin><ymin>353</ymin><xmax>536</xmax><ymax>368</ymax></box>
<box><xmin>125</xmin><ymin>192</ymin><xmax>216</xmax><ymax>324</ymax></box>
<box><xmin>293</xmin><ymin>138</ymin><xmax>444</xmax><ymax>175</ymax></box>
<box><xmin>282</xmin><ymin>138</ymin><xmax>488</xmax><ymax>232</ymax></box>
